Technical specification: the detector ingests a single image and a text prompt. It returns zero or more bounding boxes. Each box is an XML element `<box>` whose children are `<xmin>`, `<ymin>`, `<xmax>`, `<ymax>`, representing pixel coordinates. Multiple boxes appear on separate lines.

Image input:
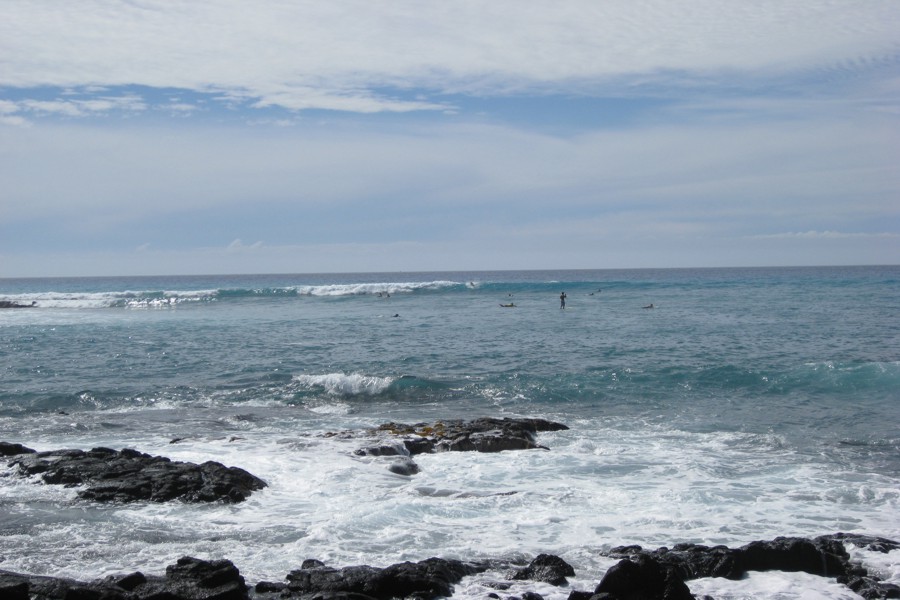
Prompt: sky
<box><xmin>1</xmin><ymin>1</ymin><xmax>898</xmax><ymax>277</ymax></box>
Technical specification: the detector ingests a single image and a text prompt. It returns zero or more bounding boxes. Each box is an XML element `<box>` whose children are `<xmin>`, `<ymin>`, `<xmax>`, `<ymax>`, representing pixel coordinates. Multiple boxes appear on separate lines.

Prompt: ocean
<box><xmin>1</xmin><ymin>266</ymin><xmax>898</xmax><ymax>599</ymax></box>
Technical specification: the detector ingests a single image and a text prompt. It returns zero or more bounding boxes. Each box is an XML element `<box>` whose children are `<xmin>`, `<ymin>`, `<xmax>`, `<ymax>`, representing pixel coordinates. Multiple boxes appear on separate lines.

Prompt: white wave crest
<box><xmin>2</xmin><ymin>289</ymin><xmax>218</xmax><ymax>309</ymax></box>
<box><xmin>292</xmin><ymin>281</ymin><xmax>459</xmax><ymax>297</ymax></box>
<box><xmin>293</xmin><ymin>372</ymin><xmax>395</xmax><ymax>396</ymax></box>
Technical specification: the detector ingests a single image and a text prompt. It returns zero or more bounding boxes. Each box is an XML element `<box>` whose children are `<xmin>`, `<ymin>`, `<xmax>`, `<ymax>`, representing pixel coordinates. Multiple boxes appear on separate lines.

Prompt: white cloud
<box><xmin>1</xmin><ymin>1</ymin><xmax>897</xmax><ymax>276</ymax></box>
<box><xmin>1</xmin><ymin>108</ymin><xmax>895</xmax><ymax>244</ymax></box>
<box><xmin>1</xmin><ymin>1</ymin><xmax>897</xmax><ymax>112</ymax></box>
<box><xmin>748</xmin><ymin>231</ymin><xmax>900</xmax><ymax>240</ymax></box>
<box><xmin>0</xmin><ymin>115</ymin><xmax>29</xmax><ymax>127</ymax></box>
<box><xmin>227</xmin><ymin>239</ymin><xmax>264</xmax><ymax>252</ymax></box>
<box><xmin>9</xmin><ymin>95</ymin><xmax>147</xmax><ymax>118</ymax></box>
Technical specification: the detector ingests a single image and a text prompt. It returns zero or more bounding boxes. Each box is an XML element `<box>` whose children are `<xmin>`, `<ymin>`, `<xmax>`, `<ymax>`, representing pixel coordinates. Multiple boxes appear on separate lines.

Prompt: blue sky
<box><xmin>1</xmin><ymin>1</ymin><xmax>898</xmax><ymax>277</ymax></box>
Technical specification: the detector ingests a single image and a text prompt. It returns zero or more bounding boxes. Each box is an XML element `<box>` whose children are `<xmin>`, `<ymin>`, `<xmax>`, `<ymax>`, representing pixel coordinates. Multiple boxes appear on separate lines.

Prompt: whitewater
<box><xmin>1</xmin><ymin>267</ymin><xmax>898</xmax><ymax>599</ymax></box>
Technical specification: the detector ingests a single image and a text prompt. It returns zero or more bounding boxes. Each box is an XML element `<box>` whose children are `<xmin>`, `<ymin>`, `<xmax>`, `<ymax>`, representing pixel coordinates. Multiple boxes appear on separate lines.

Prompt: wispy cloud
<box><xmin>2</xmin><ymin>1</ymin><xmax>898</xmax><ymax>113</ymax></box>
<box><xmin>748</xmin><ymin>231</ymin><xmax>900</xmax><ymax>240</ymax></box>
<box><xmin>0</xmin><ymin>1</ymin><xmax>897</xmax><ymax>275</ymax></box>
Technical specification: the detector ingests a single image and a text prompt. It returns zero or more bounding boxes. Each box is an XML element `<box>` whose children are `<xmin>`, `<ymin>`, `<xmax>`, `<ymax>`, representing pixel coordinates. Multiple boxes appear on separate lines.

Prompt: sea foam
<box><xmin>293</xmin><ymin>372</ymin><xmax>396</xmax><ymax>396</ymax></box>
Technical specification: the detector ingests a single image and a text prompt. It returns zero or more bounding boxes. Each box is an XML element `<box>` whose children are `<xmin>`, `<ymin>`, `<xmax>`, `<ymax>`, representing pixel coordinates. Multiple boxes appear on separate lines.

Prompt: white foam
<box><xmin>0</xmin><ymin>289</ymin><xmax>218</xmax><ymax>309</ymax></box>
<box><xmin>292</xmin><ymin>280</ymin><xmax>459</xmax><ymax>296</ymax></box>
<box><xmin>689</xmin><ymin>571</ymin><xmax>865</xmax><ymax>600</ymax></box>
<box><xmin>293</xmin><ymin>372</ymin><xmax>395</xmax><ymax>396</ymax></box>
<box><xmin>0</xmin><ymin>413</ymin><xmax>897</xmax><ymax>599</ymax></box>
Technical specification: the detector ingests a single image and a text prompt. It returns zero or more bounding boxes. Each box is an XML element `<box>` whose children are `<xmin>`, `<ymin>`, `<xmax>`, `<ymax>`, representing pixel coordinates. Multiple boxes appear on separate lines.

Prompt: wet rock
<box><xmin>388</xmin><ymin>458</ymin><xmax>420</xmax><ymax>476</ymax></box>
<box><xmin>0</xmin><ymin>556</ymin><xmax>249</xmax><ymax>600</ymax></box>
<box><xmin>593</xmin><ymin>555</ymin><xmax>695</xmax><ymax>600</ymax></box>
<box><xmin>1</xmin><ymin>524</ymin><xmax>897</xmax><ymax>600</ymax></box>
<box><xmin>827</xmin><ymin>532</ymin><xmax>900</xmax><ymax>554</ymax></box>
<box><xmin>6</xmin><ymin>445</ymin><xmax>266</xmax><ymax>503</ymax></box>
<box><xmin>282</xmin><ymin>557</ymin><xmax>486</xmax><ymax>600</ymax></box>
<box><xmin>597</xmin><ymin>534</ymin><xmax>900</xmax><ymax>599</ymax></box>
<box><xmin>510</xmin><ymin>554</ymin><xmax>576</xmax><ymax>586</ymax></box>
<box><xmin>0</xmin><ymin>300</ymin><xmax>36</xmax><ymax>309</ymax></box>
<box><xmin>354</xmin><ymin>417</ymin><xmax>568</xmax><ymax>457</ymax></box>
<box><xmin>0</xmin><ymin>442</ymin><xmax>35</xmax><ymax>457</ymax></box>
<box><xmin>609</xmin><ymin>535</ymin><xmax>851</xmax><ymax>581</ymax></box>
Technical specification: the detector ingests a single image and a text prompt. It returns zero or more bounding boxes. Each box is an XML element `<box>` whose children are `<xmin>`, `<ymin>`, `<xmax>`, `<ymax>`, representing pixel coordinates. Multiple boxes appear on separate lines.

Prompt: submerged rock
<box><xmin>5</xmin><ymin>444</ymin><xmax>266</xmax><ymax>503</ymax></box>
<box><xmin>388</xmin><ymin>457</ymin><xmax>421</xmax><ymax>476</ymax></box>
<box><xmin>354</xmin><ymin>417</ymin><xmax>568</xmax><ymax>458</ymax></box>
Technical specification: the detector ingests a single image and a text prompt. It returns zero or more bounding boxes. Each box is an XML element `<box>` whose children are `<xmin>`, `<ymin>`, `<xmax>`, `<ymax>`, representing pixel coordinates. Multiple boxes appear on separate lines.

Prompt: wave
<box><xmin>0</xmin><ymin>289</ymin><xmax>219</xmax><ymax>309</ymax></box>
<box><xmin>1</xmin><ymin>281</ymin><xmax>464</xmax><ymax>309</ymax></box>
<box><xmin>292</xmin><ymin>373</ymin><xmax>397</xmax><ymax>396</ymax></box>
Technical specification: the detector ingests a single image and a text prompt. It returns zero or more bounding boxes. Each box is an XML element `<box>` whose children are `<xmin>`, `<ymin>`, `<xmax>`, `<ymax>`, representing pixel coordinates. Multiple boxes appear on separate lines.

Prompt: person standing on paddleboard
<box><xmin>560</xmin><ymin>291</ymin><xmax>567</xmax><ymax>309</ymax></box>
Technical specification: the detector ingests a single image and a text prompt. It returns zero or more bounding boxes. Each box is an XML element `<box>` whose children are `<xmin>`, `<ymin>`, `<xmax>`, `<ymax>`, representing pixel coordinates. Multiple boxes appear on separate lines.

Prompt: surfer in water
<box><xmin>560</xmin><ymin>291</ymin><xmax>567</xmax><ymax>309</ymax></box>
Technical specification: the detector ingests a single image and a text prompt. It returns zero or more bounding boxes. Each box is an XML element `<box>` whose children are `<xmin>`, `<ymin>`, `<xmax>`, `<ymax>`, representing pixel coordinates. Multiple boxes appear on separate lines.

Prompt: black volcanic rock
<box><xmin>600</xmin><ymin>534</ymin><xmax>900</xmax><ymax>599</ymax></box>
<box><xmin>510</xmin><ymin>554</ymin><xmax>576</xmax><ymax>586</ymax></box>
<box><xmin>388</xmin><ymin>458</ymin><xmax>421</xmax><ymax>476</ymax></box>
<box><xmin>354</xmin><ymin>417</ymin><xmax>568</xmax><ymax>457</ymax></box>
<box><xmin>0</xmin><ymin>300</ymin><xmax>36</xmax><ymax>309</ymax></box>
<box><xmin>0</xmin><ymin>556</ymin><xmax>249</xmax><ymax>600</ymax></box>
<box><xmin>6</xmin><ymin>445</ymin><xmax>266</xmax><ymax>503</ymax></box>
<box><xmin>608</xmin><ymin>535</ymin><xmax>851</xmax><ymax>581</ymax></box>
<box><xmin>0</xmin><ymin>535</ymin><xmax>899</xmax><ymax>600</ymax></box>
<box><xmin>281</xmin><ymin>557</ymin><xmax>486</xmax><ymax>600</ymax></box>
<box><xmin>594</xmin><ymin>554</ymin><xmax>695</xmax><ymax>600</ymax></box>
<box><xmin>0</xmin><ymin>442</ymin><xmax>35</xmax><ymax>457</ymax></box>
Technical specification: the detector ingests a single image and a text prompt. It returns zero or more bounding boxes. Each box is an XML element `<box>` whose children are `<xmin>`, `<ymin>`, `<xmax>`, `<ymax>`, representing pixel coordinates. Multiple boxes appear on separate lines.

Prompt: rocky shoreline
<box><xmin>0</xmin><ymin>534</ymin><xmax>898</xmax><ymax>600</ymax></box>
<box><xmin>2</xmin><ymin>420</ymin><xmax>899</xmax><ymax>599</ymax></box>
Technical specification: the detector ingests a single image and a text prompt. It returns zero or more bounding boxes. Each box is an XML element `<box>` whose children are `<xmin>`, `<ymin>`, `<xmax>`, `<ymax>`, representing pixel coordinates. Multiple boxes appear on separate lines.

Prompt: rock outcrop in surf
<box><xmin>352</xmin><ymin>417</ymin><xmax>569</xmax><ymax>457</ymax></box>
<box><xmin>593</xmin><ymin>533</ymin><xmax>900</xmax><ymax>600</ymax></box>
<box><xmin>0</xmin><ymin>535</ymin><xmax>897</xmax><ymax>599</ymax></box>
<box><xmin>0</xmin><ymin>300</ymin><xmax>36</xmax><ymax>309</ymax></box>
<box><xmin>2</xmin><ymin>443</ymin><xmax>266</xmax><ymax>503</ymax></box>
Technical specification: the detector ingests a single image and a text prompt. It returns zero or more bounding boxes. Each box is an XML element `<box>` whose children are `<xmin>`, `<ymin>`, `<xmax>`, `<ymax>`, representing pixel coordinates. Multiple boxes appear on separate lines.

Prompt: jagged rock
<box><xmin>283</xmin><ymin>557</ymin><xmax>486</xmax><ymax>600</ymax></box>
<box><xmin>0</xmin><ymin>581</ymin><xmax>29</xmax><ymax>600</ymax></box>
<box><xmin>0</xmin><ymin>516</ymin><xmax>897</xmax><ymax>600</ymax></box>
<box><xmin>828</xmin><ymin>533</ymin><xmax>900</xmax><ymax>554</ymax></box>
<box><xmin>593</xmin><ymin>555</ymin><xmax>695</xmax><ymax>600</ymax></box>
<box><xmin>609</xmin><ymin>535</ymin><xmax>850</xmax><ymax>581</ymax></box>
<box><xmin>6</xmin><ymin>445</ymin><xmax>266</xmax><ymax>503</ymax></box>
<box><xmin>510</xmin><ymin>554</ymin><xmax>576</xmax><ymax>586</ymax></box>
<box><xmin>0</xmin><ymin>556</ymin><xmax>248</xmax><ymax>600</ymax></box>
<box><xmin>354</xmin><ymin>417</ymin><xmax>568</xmax><ymax>457</ymax></box>
<box><xmin>599</xmin><ymin>534</ymin><xmax>900</xmax><ymax>599</ymax></box>
<box><xmin>0</xmin><ymin>442</ymin><xmax>35</xmax><ymax>457</ymax></box>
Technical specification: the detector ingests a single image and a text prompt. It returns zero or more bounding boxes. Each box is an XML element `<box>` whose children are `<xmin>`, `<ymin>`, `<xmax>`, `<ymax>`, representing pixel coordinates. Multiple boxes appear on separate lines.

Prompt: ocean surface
<box><xmin>1</xmin><ymin>266</ymin><xmax>898</xmax><ymax>599</ymax></box>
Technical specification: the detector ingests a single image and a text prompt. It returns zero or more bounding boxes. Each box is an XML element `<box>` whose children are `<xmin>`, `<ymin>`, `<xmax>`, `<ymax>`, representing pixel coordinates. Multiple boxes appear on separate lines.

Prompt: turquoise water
<box><xmin>1</xmin><ymin>266</ymin><xmax>898</xmax><ymax>597</ymax></box>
